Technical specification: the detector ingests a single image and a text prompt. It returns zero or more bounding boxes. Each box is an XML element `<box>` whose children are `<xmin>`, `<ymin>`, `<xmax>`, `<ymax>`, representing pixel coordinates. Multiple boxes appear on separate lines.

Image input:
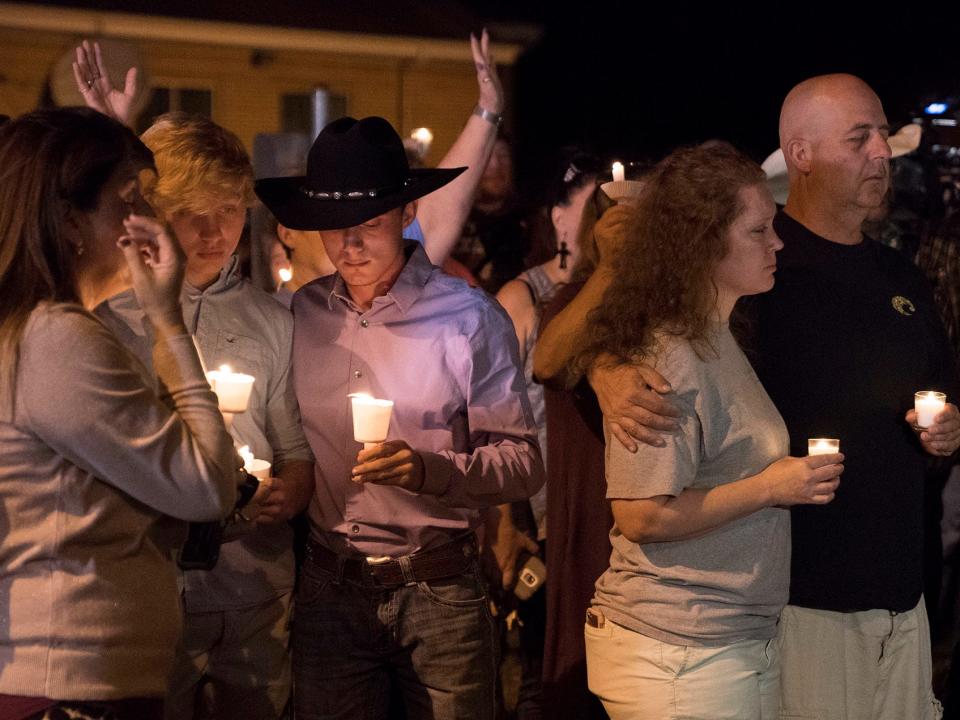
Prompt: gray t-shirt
<box><xmin>593</xmin><ymin>323</ymin><xmax>790</xmax><ymax>646</ymax></box>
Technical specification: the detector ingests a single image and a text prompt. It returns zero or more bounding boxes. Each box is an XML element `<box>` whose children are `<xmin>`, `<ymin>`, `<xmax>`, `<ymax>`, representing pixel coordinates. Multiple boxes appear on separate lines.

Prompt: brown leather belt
<box><xmin>305</xmin><ymin>534</ymin><xmax>478</xmax><ymax>588</ymax></box>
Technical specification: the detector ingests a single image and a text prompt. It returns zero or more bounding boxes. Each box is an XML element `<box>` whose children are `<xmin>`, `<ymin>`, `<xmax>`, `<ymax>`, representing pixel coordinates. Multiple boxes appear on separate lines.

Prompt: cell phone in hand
<box><xmin>513</xmin><ymin>553</ymin><xmax>546</xmax><ymax>601</ymax></box>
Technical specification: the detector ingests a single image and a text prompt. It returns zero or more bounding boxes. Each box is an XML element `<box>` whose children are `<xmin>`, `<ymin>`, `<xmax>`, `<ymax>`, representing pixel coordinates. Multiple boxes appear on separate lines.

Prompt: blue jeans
<box><xmin>292</xmin><ymin>550</ymin><xmax>497</xmax><ymax>720</ymax></box>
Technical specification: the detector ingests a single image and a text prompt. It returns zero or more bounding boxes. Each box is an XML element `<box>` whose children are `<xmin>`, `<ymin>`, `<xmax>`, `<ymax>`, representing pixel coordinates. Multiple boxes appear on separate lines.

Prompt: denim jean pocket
<box><xmin>296</xmin><ymin>565</ymin><xmax>334</xmax><ymax>608</ymax></box>
<box><xmin>415</xmin><ymin>570</ymin><xmax>488</xmax><ymax>609</ymax></box>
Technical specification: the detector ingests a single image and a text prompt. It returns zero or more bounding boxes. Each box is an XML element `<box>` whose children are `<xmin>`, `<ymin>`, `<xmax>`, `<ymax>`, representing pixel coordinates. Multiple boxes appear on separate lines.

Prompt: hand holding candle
<box><xmin>352</xmin><ymin>439</ymin><xmax>425</xmax><ymax>492</ymax></box>
<box><xmin>234</xmin><ymin>445</ymin><xmax>273</xmax><ymax>524</ymax></box>
<box><xmin>761</xmin><ymin>454</ymin><xmax>843</xmax><ymax>506</ymax></box>
<box><xmin>907</xmin><ymin>394</ymin><xmax>960</xmax><ymax>457</ymax></box>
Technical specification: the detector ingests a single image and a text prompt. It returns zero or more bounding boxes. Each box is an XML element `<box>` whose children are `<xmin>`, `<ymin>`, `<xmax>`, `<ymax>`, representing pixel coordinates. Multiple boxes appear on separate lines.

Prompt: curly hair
<box><xmin>580</xmin><ymin>142</ymin><xmax>766</xmax><ymax>367</ymax></box>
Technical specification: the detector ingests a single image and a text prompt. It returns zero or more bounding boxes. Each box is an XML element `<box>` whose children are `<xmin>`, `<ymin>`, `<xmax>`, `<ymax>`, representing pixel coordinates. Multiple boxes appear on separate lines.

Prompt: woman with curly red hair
<box><xmin>580</xmin><ymin>143</ymin><xmax>844</xmax><ymax>719</ymax></box>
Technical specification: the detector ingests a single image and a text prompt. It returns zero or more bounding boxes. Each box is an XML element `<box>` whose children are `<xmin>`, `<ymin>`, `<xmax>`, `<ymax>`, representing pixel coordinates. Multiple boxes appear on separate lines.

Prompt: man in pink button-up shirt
<box><xmin>257</xmin><ymin>115</ymin><xmax>544</xmax><ymax>720</ymax></box>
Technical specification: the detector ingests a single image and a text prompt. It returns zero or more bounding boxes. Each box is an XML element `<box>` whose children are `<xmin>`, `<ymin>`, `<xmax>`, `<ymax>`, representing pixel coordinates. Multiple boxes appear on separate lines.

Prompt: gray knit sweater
<box><xmin>0</xmin><ymin>302</ymin><xmax>238</xmax><ymax>700</ymax></box>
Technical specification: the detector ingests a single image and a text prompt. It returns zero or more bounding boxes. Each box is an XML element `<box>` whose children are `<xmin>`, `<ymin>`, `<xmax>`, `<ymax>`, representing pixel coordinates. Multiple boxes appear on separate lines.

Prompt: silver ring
<box><xmin>482</xmin><ymin>77</ymin><xmax>490</xmax><ymax>83</ymax></box>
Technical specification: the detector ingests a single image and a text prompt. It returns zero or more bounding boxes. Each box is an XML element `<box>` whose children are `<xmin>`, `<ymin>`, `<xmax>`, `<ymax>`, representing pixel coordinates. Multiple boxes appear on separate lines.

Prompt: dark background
<box><xmin>17</xmin><ymin>1</ymin><xmax>960</xmax><ymax>195</ymax></box>
<box><xmin>482</xmin><ymin>4</ymin><xmax>960</xmax><ymax>195</ymax></box>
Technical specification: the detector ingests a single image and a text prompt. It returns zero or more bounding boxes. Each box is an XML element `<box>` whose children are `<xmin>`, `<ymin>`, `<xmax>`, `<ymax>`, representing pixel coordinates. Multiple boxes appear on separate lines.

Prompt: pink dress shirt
<box><xmin>292</xmin><ymin>244</ymin><xmax>544</xmax><ymax>557</ymax></box>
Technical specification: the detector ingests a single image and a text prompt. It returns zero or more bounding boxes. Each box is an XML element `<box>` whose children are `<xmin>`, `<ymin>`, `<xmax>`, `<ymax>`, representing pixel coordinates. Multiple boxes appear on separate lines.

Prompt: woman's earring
<box><xmin>75</xmin><ymin>242</ymin><xmax>85</xmax><ymax>257</ymax></box>
<box><xmin>556</xmin><ymin>232</ymin><xmax>570</xmax><ymax>269</ymax></box>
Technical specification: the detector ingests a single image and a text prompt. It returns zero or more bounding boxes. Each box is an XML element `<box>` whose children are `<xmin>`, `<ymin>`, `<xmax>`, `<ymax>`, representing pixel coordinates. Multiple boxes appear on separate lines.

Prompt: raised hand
<box><xmin>470</xmin><ymin>28</ymin><xmax>503</xmax><ymax>115</ymax></box>
<box><xmin>72</xmin><ymin>40</ymin><xmax>138</xmax><ymax>126</ymax></box>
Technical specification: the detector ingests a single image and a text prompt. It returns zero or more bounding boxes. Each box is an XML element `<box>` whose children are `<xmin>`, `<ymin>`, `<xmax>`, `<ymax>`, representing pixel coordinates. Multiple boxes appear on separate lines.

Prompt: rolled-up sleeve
<box><xmin>418</xmin><ymin>304</ymin><xmax>544</xmax><ymax>508</ymax></box>
<box><xmin>265</xmin><ymin>314</ymin><xmax>314</xmax><ymax>467</ymax></box>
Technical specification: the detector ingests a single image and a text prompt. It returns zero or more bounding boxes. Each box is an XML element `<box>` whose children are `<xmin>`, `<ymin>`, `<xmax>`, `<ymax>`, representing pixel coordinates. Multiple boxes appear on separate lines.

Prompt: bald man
<box><xmin>547</xmin><ymin>74</ymin><xmax>960</xmax><ymax>719</ymax></box>
<box><xmin>743</xmin><ymin>75</ymin><xmax>959</xmax><ymax>719</ymax></box>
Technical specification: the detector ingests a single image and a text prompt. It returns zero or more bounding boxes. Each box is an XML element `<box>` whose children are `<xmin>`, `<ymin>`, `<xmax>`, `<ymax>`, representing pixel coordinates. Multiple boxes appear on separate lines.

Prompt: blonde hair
<box><xmin>140</xmin><ymin>112</ymin><xmax>254</xmax><ymax>216</ymax></box>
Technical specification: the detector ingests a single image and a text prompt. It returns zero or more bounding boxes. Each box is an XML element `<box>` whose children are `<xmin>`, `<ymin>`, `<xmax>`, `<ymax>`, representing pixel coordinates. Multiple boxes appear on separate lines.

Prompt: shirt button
<box><xmin>360</xmin><ymin>319</ymin><xmax>369</xmax><ymax>328</ymax></box>
<box><xmin>351</xmin><ymin>524</ymin><xmax>360</xmax><ymax>534</ymax></box>
<box><xmin>353</xmin><ymin>370</ymin><xmax>362</xmax><ymax>378</ymax></box>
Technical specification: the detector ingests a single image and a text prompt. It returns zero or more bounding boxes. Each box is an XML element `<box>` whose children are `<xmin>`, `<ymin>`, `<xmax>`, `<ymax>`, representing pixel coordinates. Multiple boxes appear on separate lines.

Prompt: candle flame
<box><xmin>219</xmin><ymin>364</ymin><xmax>231</xmax><ymax>374</ymax></box>
<box><xmin>238</xmin><ymin>444</ymin><xmax>254</xmax><ymax>468</ymax></box>
<box><xmin>411</xmin><ymin>127</ymin><xmax>433</xmax><ymax>145</ymax></box>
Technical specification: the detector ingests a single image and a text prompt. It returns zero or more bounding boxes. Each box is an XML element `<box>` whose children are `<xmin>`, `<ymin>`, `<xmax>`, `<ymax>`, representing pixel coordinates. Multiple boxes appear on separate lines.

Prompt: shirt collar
<box><xmin>183</xmin><ymin>254</ymin><xmax>242</xmax><ymax>299</ymax></box>
<box><xmin>326</xmin><ymin>241</ymin><xmax>433</xmax><ymax>314</ymax></box>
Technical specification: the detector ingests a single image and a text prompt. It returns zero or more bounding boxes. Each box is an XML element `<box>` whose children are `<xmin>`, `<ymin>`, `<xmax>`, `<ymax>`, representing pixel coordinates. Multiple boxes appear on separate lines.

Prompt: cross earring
<box><xmin>556</xmin><ymin>234</ymin><xmax>570</xmax><ymax>269</ymax></box>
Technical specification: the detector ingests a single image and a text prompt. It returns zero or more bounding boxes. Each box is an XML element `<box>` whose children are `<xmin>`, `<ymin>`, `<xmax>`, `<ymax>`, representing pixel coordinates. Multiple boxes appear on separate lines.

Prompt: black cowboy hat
<box><xmin>255</xmin><ymin>116</ymin><xmax>466</xmax><ymax>231</ymax></box>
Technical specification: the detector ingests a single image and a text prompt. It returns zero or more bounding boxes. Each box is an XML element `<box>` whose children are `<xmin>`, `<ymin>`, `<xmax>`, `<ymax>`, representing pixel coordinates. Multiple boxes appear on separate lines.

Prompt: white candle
<box><xmin>915</xmin><ymin>391</ymin><xmax>946</xmax><ymax>428</ymax></box>
<box><xmin>611</xmin><ymin>161</ymin><xmax>625</xmax><ymax>183</ymax></box>
<box><xmin>808</xmin><ymin>438</ymin><xmax>840</xmax><ymax>456</ymax></box>
<box><xmin>278</xmin><ymin>266</ymin><xmax>292</xmax><ymax>283</ymax></box>
<box><xmin>206</xmin><ymin>364</ymin><xmax>255</xmax><ymax>414</ymax></box>
<box><xmin>238</xmin><ymin>444</ymin><xmax>272</xmax><ymax>480</ymax></box>
<box><xmin>349</xmin><ymin>393</ymin><xmax>394</xmax><ymax>449</ymax></box>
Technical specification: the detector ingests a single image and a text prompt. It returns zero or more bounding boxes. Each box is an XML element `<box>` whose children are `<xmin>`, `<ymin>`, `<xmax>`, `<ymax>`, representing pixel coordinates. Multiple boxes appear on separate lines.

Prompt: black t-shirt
<box><xmin>740</xmin><ymin>211</ymin><xmax>958</xmax><ymax>613</ymax></box>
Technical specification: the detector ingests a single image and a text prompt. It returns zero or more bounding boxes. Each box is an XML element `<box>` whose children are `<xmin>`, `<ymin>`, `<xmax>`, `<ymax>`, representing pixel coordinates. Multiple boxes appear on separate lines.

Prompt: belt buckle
<box><xmin>366</xmin><ymin>555</ymin><xmax>393</xmax><ymax>565</ymax></box>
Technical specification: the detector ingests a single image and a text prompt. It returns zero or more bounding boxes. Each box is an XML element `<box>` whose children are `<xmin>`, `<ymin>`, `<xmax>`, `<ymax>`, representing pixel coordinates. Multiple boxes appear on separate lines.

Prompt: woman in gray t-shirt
<box><xmin>578</xmin><ymin>144</ymin><xmax>844</xmax><ymax>720</ymax></box>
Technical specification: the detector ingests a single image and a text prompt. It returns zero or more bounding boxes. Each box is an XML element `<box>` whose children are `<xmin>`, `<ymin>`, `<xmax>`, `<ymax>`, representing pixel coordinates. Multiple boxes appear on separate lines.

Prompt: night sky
<box><xmin>481</xmin><ymin>4</ymin><xmax>960</xmax><ymax>194</ymax></box>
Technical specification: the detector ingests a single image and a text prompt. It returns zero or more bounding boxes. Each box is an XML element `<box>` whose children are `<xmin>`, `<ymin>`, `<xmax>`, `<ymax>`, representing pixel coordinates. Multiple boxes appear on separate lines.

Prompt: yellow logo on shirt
<box><xmin>892</xmin><ymin>295</ymin><xmax>916</xmax><ymax>316</ymax></box>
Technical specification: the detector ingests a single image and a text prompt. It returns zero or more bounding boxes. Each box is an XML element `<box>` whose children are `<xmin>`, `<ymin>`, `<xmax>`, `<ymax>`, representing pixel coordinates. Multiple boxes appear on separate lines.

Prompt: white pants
<box><xmin>584</xmin><ymin>614</ymin><xmax>779</xmax><ymax>720</ymax></box>
<box><xmin>778</xmin><ymin>598</ymin><xmax>942</xmax><ymax>720</ymax></box>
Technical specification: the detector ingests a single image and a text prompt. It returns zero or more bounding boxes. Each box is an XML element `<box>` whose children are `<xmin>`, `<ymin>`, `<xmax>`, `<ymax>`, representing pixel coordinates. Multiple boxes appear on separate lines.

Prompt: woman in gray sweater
<box><xmin>579</xmin><ymin>144</ymin><xmax>844</xmax><ymax>720</ymax></box>
<box><xmin>0</xmin><ymin>109</ymin><xmax>239</xmax><ymax>719</ymax></box>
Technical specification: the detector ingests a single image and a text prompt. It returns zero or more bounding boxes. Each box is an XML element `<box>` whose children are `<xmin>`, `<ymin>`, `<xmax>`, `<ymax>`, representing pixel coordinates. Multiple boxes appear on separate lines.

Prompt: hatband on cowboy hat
<box><xmin>255</xmin><ymin>116</ymin><xmax>466</xmax><ymax>231</ymax></box>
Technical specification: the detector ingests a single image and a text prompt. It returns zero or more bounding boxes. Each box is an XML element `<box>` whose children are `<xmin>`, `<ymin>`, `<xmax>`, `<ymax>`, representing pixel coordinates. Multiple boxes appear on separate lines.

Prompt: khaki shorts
<box><xmin>584</xmin><ymin>612</ymin><xmax>780</xmax><ymax>720</ymax></box>
<box><xmin>778</xmin><ymin>598</ymin><xmax>942</xmax><ymax>720</ymax></box>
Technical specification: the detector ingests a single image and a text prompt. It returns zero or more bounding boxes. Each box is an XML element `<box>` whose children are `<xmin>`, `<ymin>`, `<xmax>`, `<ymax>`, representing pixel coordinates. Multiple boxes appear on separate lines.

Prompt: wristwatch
<box><xmin>236</xmin><ymin>468</ymin><xmax>260</xmax><ymax>510</ymax></box>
